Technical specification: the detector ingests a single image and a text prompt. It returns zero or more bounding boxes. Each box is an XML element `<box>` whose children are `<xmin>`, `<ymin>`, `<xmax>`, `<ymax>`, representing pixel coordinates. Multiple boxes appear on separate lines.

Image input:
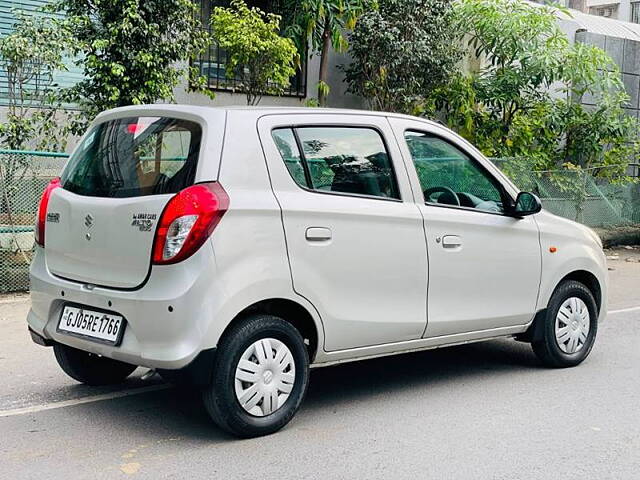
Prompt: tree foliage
<box><xmin>211</xmin><ymin>0</ymin><xmax>298</xmax><ymax>105</ymax></box>
<box><xmin>428</xmin><ymin>0</ymin><xmax>638</xmax><ymax>180</ymax></box>
<box><xmin>343</xmin><ymin>0</ymin><xmax>460</xmax><ymax>114</ymax></box>
<box><xmin>285</xmin><ymin>0</ymin><xmax>372</xmax><ymax>106</ymax></box>
<box><xmin>0</xmin><ymin>11</ymin><xmax>69</xmax><ymax>150</ymax></box>
<box><xmin>51</xmin><ymin>0</ymin><xmax>211</xmax><ymax>129</ymax></box>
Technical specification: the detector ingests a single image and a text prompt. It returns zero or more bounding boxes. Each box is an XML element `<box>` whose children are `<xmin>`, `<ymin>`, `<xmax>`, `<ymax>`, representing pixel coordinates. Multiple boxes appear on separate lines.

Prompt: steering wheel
<box><xmin>423</xmin><ymin>186</ymin><xmax>460</xmax><ymax>206</ymax></box>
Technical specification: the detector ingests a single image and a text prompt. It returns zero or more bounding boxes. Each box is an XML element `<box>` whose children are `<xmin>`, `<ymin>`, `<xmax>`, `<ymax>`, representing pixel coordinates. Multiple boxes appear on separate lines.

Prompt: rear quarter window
<box><xmin>61</xmin><ymin>116</ymin><xmax>202</xmax><ymax>198</ymax></box>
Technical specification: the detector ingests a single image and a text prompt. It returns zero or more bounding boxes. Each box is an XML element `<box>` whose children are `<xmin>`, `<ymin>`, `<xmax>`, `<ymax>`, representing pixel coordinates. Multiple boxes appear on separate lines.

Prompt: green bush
<box><xmin>211</xmin><ymin>0</ymin><xmax>298</xmax><ymax>105</ymax></box>
<box><xmin>343</xmin><ymin>0</ymin><xmax>460</xmax><ymax>114</ymax></box>
<box><xmin>51</xmin><ymin>0</ymin><xmax>211</xmax><ymax>130</ymax></box>
<box><xmin>0</xmin><ymin>11</ymin><xmax>70</xmax><ymax>151</ymax></box>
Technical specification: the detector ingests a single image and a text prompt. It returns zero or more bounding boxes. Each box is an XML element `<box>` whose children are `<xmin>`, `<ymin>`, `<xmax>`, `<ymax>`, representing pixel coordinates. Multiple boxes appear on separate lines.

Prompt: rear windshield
<box><xmin>61</xmin><ymin>116</ymin><xmax>202</xmax><ymax>198</ymax></box>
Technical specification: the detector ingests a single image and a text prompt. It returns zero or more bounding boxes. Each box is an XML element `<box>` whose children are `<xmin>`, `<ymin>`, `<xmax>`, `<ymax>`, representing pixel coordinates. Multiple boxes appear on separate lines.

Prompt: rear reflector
<box><xmin>152</xmin><ymin>182</ymin><xmax>229</xmax><ymax>265</ymax></box>
<box><xmin>35</xmin><ymin>177</ymin><xmax>61</xmax><ymax>247</ymax></box>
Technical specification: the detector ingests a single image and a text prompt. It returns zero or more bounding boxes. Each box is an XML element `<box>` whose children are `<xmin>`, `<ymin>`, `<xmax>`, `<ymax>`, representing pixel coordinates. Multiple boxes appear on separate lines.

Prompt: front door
<box><xmin>390</xmin><ymin>118</ymin><xmax>541</xmax><ymax>337</ymax></box>
<box><xmin>258</xmin><ymin>114</ymin><xmax>428</xmax><ymax>351</ymax></box>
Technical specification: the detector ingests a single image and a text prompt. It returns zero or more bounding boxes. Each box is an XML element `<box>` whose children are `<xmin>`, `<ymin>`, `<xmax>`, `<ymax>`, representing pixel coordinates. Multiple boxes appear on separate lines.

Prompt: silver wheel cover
<box><xmin>555</xmin><ymin>297</ymin><xmax>590</xmax><ymax>354</ymax></box>
<box><xmin>234</xmin><ymin>338</ymin><xmax>296</xmax><ymax>417</ymax></box>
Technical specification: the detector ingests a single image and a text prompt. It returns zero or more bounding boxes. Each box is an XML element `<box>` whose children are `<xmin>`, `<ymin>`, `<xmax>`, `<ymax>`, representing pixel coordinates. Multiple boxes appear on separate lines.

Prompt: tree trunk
<box><xmin>318</xmin><ymin>20</ymin><xmax>331</xmax><ymax>107</ymax></box>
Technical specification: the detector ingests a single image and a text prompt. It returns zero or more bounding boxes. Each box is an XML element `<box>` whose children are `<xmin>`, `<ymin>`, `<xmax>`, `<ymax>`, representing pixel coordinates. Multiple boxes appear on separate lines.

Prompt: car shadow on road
<box><xmin>50</xmin><ymin>337</ymin><xmax>543</xmax><ymax>442</ymax></box>
<box><xmin>304</xmin><ymin>337</ymin><xmax>540</xmax><ymax>405</ymax></box>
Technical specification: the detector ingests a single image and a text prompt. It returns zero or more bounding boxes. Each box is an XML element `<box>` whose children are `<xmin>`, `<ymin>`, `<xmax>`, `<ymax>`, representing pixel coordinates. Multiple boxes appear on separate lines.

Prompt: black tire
<box><xmin>53</xmin><ymin>343</ymin><xmax>137</xmax><ymax>386</ymax></box>
<box><xmin>532</xmin><ymin>280</ymin><xmax>598</xmax><ymax>368</ymax></box>
<box><xmin>202</xmin><ymin>314</ymin><xmax>310</xmax><ymax>438</ymax></box>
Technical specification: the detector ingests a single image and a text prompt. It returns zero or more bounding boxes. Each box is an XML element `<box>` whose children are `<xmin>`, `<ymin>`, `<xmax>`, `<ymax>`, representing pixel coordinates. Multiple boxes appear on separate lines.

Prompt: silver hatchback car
<box><xmin>28</xmin><ymin>105</ymin><xmax>607</xmax><ymax>437</ymax></box>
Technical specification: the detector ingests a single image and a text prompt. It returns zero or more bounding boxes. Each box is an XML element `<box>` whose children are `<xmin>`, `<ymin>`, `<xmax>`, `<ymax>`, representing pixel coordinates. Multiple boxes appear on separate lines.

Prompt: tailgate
<box><xmin>44</xmin><ymin>114</ymin><xmax>205</xmax><ymax>288</ymax></box>
<box><xmin>46</xmin><ymin>189</ymin><xmax>171</xmax><ymax>288</ymax></box>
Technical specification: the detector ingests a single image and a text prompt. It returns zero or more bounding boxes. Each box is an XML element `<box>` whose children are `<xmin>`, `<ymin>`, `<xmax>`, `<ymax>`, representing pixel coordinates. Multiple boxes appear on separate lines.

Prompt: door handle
<box><xmin>441</xmin><ymin>235</ymin><xmax>462</xmax><ymax>249</ymax></box>
<box><xmin>305</xmin><ymin>227</ymin><xmax>332</xmax><ymax>242</ymax></box>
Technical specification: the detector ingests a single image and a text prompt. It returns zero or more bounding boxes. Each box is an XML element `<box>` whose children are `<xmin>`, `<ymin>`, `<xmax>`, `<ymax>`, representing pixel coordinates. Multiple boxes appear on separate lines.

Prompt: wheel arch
<box><xmin>558</xmin><ymin>270</ymin><xmax>602</xmax><ymax>314</ymax></box>
<box><xmin>519</xmin><ymin>269</ymin><xmax>603</xmax><ymax>344</ymax></box>
<box><xmin>221</xmin><ymin>298</ymin><xmax>321</xmax><ymax>362</ymax></box>
<box><xmin>538</xmin><ymin>253</ymin><xmax>607</xmax><ymax>320</ymax></box>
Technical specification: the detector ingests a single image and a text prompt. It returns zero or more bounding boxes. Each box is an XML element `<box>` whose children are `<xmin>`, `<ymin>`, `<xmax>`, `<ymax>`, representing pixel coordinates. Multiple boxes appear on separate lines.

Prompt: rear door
<box><xmin>259</xmin><ymin>114</ymin><xmax>428</xmax><ymax>352</ymax></box>
<box><xmin>46</xmin><ymin>115</ymin><xmax>204</xmax><ymax>288</ymax></box>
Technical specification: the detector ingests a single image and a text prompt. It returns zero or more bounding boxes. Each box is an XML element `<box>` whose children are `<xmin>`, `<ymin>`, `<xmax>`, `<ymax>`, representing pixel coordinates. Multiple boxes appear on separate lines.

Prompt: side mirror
<box><xmin>512</xmin><ymin>192</ymin><xmax>542</xmax><ymax>217</ymax></box>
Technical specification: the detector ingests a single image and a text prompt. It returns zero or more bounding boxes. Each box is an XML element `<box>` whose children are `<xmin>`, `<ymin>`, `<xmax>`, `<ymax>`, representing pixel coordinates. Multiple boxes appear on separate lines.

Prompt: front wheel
<box><xmin>54</xmin><ymin>343</ymin><xmax>137</xmax><ymax>385</ymax></box>
<box><xmin>202</xmin><ymin>314</ymin><xmax>310</xmax><ymax>438</ymax></box>
<box><xmin>532</xmin><ymin>280</ymin><xmax>598</xmax><ymax>368</ymax></box>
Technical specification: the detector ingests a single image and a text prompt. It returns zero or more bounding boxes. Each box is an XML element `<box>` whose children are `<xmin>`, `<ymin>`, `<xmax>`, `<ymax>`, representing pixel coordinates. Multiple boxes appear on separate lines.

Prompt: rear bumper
<box><xmin>28</xmin><ymin>244</ymin><xmax>221</xmax><ymax>370</ymax></box>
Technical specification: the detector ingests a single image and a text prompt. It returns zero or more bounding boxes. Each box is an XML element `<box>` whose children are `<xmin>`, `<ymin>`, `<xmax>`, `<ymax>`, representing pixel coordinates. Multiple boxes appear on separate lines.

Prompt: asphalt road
<box><xmin>1</xmin><ymin>248</ymin><xmax>639</xmax><ymax>479</ymax></box>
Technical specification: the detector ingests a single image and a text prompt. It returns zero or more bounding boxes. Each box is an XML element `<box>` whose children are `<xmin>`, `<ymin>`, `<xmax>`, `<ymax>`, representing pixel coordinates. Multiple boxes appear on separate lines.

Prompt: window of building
<box><xmin>272</xmin><ymin>127</ymin><xmax>400</xmax><ymax>200</ymax></box>
<box><xmin>632</xmin><ymin>1</ymin><xmax>640</xmax><ymax>23</ymax></box>
<box><xmin>590</xmin><ymin>4</ymin><xmax>617</xmax><ymax>17</ymax></box>
<box><xmin>194</xmin><ymin>0</ymin><xmax>307</xmax><ymax>98</ymax></box>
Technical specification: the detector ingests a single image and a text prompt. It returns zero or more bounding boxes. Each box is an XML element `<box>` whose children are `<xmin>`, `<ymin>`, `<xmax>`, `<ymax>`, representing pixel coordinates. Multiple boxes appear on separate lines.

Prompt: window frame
<box><xmin>403</xmin><ymin>129</ymin><xmax>515</xmax><ymax>217</ymax></box>
<box><xmin>271</xmin><ymin>124</ymin><xmax>403</xmax><ymax>203</ymax></box>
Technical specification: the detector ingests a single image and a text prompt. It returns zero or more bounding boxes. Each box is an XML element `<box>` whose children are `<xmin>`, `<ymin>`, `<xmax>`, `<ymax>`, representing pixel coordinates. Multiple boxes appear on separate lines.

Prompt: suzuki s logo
<box><xmin>84</xmin><ymin>213</ymin><xmax>94</xmax><ymax>228</ymax></box>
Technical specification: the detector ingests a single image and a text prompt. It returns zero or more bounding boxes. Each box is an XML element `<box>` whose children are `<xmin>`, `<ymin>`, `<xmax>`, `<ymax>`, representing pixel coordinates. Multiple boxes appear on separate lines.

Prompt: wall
<box><xmin>575</xmin><ymin>31</ymin><xmax>640</xmax><ymax>124</ymax></box>
<box><xmin>173</xmin><ymin>51</ymin><xmax>362</xmax><ymax>110</ymax></box>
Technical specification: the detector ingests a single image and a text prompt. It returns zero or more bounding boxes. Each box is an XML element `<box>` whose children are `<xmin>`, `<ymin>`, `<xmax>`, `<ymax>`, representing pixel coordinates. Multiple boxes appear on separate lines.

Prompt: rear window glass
<box><xmin>61</xmin><ymin>116</ymin><xmax>202</xmax><ymax>198</ymax></box>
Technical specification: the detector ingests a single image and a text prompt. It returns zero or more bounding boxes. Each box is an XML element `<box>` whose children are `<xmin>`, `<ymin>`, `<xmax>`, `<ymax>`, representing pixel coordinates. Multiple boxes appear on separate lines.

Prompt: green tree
<box><xmin>428</xmin><ymin>0</ymin><xmax>638</xmax><ymax>178</ymax></box>
<box><xmin>285</xmin><ymin>0</ymin><xmax>371</xmax><ymax>106</ymax></box>
<box><xmin>342</xmin><ymin>0</ymin><xmax>460</xmax><ymax>114</ymax></box>
<box><xmin>0</xmin><ymin>11</ymin><xmax>69</xmax><ymax>150</ymax></box>
<box><xmin>0</xmin><ymin>11</ymin><xmax>72</xmax><ymax>233</ymax></box>
<box><xmin>51</xmin><ymin>0</ymin><xmax>211</xmax><ymax>129</ymax></box>
<box><xmin>211</xmin><ymin>0</ymin><xmax>298</xmax><ymax>105</ymax></box>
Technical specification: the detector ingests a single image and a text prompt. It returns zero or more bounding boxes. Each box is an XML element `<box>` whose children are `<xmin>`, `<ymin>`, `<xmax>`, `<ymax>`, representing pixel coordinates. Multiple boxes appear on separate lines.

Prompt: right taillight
<box><xmin>35</xmin><ymin>177</ymin><xmax>61</xmax><ymax>247</ymax></box>
<box><xmin>152</xmin><ymin>182</ymin><xmax>229</xmax><ymax>265</ymax></box>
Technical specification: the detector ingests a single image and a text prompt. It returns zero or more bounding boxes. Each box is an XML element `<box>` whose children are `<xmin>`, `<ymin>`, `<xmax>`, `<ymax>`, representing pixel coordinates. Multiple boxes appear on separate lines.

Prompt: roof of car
<box><xmin>97</xmin><ymin>103</ymin><xmax>440</xmax><ymax>127</ymax></box>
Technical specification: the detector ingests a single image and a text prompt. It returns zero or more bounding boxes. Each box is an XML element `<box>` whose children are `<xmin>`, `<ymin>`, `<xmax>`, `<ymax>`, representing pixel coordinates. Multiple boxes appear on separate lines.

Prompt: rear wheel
<box><xmin>531</xmin><ymin>280</ymin><xmax>598</xmax><ymax>368</ymax></box>
<box><xmin>53</xmin><ymin>343</ymin><xmax>137</xmax><ymax>386</ymax></box>
<box><xmin>202</xmin><ymin>314</ymin><xmax>309</xmax><ymax>438</ymax></box>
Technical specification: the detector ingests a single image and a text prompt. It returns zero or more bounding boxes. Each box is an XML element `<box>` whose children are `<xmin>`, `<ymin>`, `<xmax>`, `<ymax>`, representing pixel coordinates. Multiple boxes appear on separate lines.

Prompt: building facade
<box><xmin>0</xmin><ymin>0</ymin><xmax>362</xmax><ymax>116</ymax></box>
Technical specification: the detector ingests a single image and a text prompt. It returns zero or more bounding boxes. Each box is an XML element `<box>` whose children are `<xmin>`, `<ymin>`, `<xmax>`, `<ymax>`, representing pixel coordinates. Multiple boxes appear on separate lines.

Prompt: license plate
<box><xmin>58</xmin><ymin>305</ymin><xmax>125</xmax><ymax>345</ymax></box>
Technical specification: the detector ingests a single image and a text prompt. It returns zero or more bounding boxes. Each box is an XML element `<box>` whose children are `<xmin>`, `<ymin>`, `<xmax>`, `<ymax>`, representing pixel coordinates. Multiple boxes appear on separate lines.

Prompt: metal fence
<box><xmin>491</xmin><ymin>158</ymin><xmax>640</xmax><ymax>227</ymax></box>
<box><xmin>0</xmin><ymin>150</ymin><xmax>639</xmax><ymax>293</ymax></box>
<box><xmin>0</xmin><ymin>150</ymin><xmax>68</xmax><ymax>293</ymax></box>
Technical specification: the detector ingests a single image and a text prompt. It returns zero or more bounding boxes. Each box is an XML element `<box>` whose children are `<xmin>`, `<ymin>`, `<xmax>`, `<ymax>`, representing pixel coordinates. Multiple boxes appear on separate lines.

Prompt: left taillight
<box><xmin>152</xmin><ymin>182</ymin><xmax>229</xmax><ymax>265</ymax></box>
<box><xmin>35</xmin><ymin>177</ymin><xmax>61</xmax><ymax>247</ymax></box>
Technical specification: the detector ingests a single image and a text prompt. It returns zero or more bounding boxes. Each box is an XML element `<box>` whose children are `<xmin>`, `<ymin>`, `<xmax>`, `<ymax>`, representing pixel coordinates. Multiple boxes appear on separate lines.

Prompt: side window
<box><xmin>404</xmin><ymin>131</ymin><xmax>505</xmax><ymax>214</ymax></box>
<box><xmin>272</xmin><ymin>129</ymin><xmax>307</xmax><ymax>186</ymax></box>
<box><xmin>272</xmin><ymin>126</ymin><xmax>399</xmax><ymax>200</ymax></box>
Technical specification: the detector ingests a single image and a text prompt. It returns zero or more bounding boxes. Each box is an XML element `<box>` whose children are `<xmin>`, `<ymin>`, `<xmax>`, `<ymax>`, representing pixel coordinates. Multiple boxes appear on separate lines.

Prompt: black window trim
<box><xmin>291</xmin><ymin>127</ymin><xmax>314</xmax><ymax>189</ymax></box>
<box><xmin>271</xmin><ymin>124</ymin><xmax>403</xmax><ymax>203</ymax></box>
<box><xmin>404</xmin><ymin>129</ymin><xmax>516</xmax><ymax>217</ymax></box>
